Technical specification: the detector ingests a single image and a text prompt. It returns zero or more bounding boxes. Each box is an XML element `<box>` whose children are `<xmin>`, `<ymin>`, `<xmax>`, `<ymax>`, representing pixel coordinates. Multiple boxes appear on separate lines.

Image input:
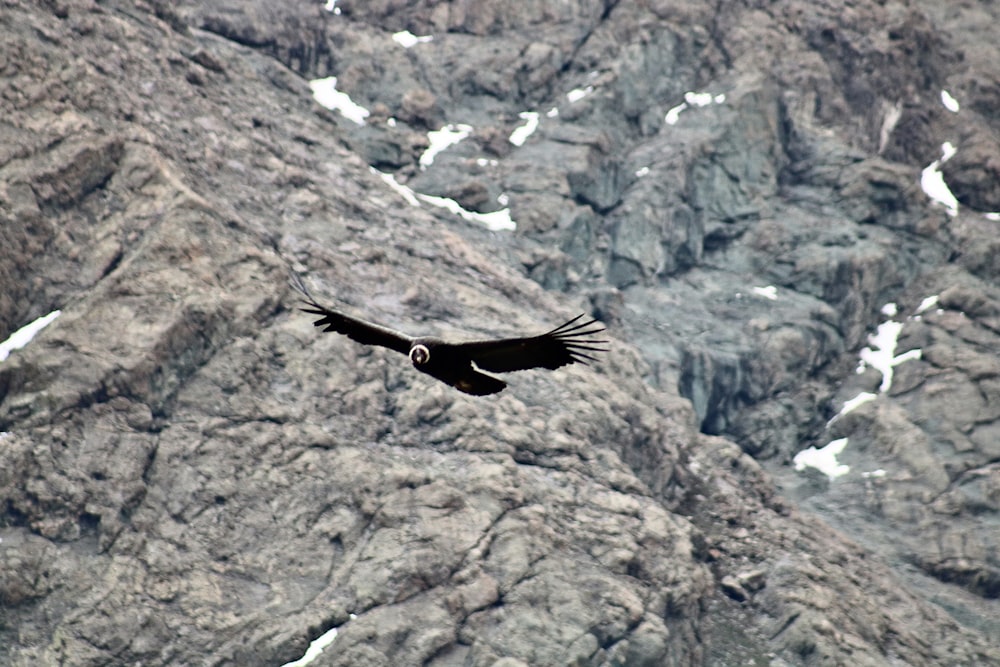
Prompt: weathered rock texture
<box><xmin>1</xmin><ymin>0</ymin><xmax>999</xmax><ymax>665</ymax></box>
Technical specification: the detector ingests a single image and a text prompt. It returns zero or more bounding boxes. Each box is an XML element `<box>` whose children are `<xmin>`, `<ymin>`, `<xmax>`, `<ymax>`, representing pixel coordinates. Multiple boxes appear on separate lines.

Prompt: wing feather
<box><xmin>290</xmin><ymin>274</ymin><xmax>413</xmax><ymax>355</ymax></box>
<box><xmin>456</xmin><ymin>315</ymin><xmax>608</xmax><ymax>373</ymax></box>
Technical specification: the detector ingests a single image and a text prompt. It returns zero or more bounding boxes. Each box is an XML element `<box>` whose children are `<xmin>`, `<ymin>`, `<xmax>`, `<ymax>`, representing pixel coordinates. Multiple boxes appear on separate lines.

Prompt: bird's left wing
<box><xmin>291</xmin><ymin>274</ymin><xmax>414</xmax><ymax>355</ymax></box>
<box><xmin>455</xmin><ymin>314</ymin><xmax>607</xmax><ymax>373</ymax></box>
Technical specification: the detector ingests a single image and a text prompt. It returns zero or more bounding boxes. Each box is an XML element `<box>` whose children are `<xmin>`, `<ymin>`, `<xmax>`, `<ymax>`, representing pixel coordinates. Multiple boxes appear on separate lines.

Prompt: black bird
<box><xmin>292</xmin><ymin>276</ymin><xmax>607</xmax><ymax>395</ymax></box>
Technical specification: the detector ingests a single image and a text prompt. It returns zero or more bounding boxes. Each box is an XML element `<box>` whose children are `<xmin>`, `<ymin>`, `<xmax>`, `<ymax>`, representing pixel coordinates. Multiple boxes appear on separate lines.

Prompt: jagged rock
<box><xmin>399</xmin><ymin>87</ymin><xmax>444</xmax><ymax>129</ymax></box>
<box><xmin>2</xmin><ymin>0</ymin><xmax>1000</xmax><ymax>666</ymax></box>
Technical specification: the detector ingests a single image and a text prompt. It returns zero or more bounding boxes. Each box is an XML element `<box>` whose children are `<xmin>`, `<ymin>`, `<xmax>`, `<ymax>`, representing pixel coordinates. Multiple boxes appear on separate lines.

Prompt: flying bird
<box><xmin>291</xmin><ymin>276</ymin><xmax>607</xmax><ymax>395</ymax></box>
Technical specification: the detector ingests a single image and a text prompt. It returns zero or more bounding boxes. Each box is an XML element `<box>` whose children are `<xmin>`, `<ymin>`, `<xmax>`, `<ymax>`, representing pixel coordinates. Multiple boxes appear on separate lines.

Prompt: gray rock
<box><xmin>3</xmin><ymin>0</ymin><xmax>1000</xmax><ymax>666</ymax></box>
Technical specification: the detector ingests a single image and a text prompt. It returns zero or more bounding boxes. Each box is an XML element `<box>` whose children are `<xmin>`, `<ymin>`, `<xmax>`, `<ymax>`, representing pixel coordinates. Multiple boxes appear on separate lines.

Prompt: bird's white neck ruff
<box><xmin>409</xmin><ymin>344</ymin><xmax>430</xmax><ymax>365</ymax></box>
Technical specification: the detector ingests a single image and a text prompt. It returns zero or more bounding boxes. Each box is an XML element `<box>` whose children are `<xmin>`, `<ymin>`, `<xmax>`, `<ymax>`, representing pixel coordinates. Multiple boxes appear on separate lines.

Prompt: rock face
<box><xmin>1</xmin><ymin>0</ymin><xmax>999</xmax><ymax>665</ymax></box>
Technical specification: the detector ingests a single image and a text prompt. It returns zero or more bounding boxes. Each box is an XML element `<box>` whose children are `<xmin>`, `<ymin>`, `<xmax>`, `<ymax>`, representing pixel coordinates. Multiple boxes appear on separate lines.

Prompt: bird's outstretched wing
<box><xmin>290</xmin><ymin>274</ymin><xmax>413</xmax><ymax>355</ymax></box>
<box><xmin>454</xmin><ymin>314</ymin><xmax>608</xmax><ymax>373</ymax></box>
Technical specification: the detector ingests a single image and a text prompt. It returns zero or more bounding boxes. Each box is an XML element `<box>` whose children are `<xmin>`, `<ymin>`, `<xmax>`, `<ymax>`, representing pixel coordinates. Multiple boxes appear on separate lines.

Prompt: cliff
<box><xmin>1</xmin><ymin>0</ymin><xmax>998</xmax><ymax>665</ymax></box>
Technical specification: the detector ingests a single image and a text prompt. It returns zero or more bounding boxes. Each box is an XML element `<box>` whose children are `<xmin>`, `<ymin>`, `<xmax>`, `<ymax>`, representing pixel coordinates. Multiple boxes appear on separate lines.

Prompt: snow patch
<box><xmin>280</xmin><ymin>627</ymin><xmax>339</xmax><ymax>667</ymax></box>
<box><xmin>372</xmin><ymin>167</ymin><xmax>420</xmax><ymax>207</ymax></box>
<box><xmin>940</xmin><ymin>90</ymin><xmax>960</xmax><ymax>113</ymax></box>
<box><xmin>856</xmin><ymin>304</ymin><xmax>923</xmax><ymax>393</ymax></box>
<box><xmin>372</xmin><ymin>167</ymin><xmax>516</xmax><ymax>231</ymax></box>
<box><xmin>420</xmin><ymin>124</ymin><xmax>473</xmax><ymax>168</ymax></box>
<box><xmin>751</xmin><ymin>285</ymin><xmax>778</xmax><ymax>300</ymax></box>
<box><xmin>392</xmin><ymin>30</ymin><xmax>432</xmax><ymax>48</ymax></box>
<box><xmin>841</xmin><ymin>391</ymin><xmax>877</xmax><ymax>417</ymax></box>
<box><xmin>0</xmin><ymin>310</ymin><xmax>61</xmax><ymax>362</ymax></box>
<box><xmin>509</xmin><ymin>111</ymin><xmax>539</xmax><ymax>147</ymax></box>
<box><xmin>567</xmin><ymin>86</ymin><xmax>593</xmax><ymax>103</ymax></box>
<box><xmin>309</xmin><ymin>77</ymin><xmax>369</xmax><ymax>125</ymax></box>
<box><xmin>665</xmin><ymin>91</ymin><xmax>726</xmax><ymax>125</ymax></box>
<box><xmin>915</xmin><ymin>295</ymin><xmax>939</xmax><ymax>314</ymax></box>
<box><xmin>920</xmin><ymin>142</ymin><xmax>959</xmax><ymax>216</ymax></box>
<box><xmin>794</xmin><ymin>438</ymin><xmax>850</xmax><ymax>479</ymax></box>
<box><xmin>418</xmin><ymin>194</ymin><xmax>516</xmax><ymax>232</ymax></box>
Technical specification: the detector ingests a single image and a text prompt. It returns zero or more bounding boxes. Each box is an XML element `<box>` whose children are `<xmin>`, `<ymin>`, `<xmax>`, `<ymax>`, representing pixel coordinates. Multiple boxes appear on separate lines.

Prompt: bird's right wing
<box><xmin>290</xmin><ymin>274</ymin><xmax>413</xmax><ymax>355</ymax></box>
<box><xmin>456</xmin><ymin>314</ymin><xmax>607</xmax><ymax>373</ymax></box>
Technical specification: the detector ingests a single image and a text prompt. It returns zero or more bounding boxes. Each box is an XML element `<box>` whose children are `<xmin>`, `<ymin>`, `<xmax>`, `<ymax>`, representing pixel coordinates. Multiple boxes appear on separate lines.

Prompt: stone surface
<box><xmin>2</xmin><ymin>0</ymin><xmax>999</xmax><ymax>665</ymax></box>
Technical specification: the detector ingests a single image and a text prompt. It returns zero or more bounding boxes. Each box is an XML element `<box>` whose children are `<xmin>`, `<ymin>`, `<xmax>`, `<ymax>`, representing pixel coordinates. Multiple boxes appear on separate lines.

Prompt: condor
<box><xmin>292</xmin><ymin>275</ymin><xmax>607</xmax><ymax>395</ymax></box>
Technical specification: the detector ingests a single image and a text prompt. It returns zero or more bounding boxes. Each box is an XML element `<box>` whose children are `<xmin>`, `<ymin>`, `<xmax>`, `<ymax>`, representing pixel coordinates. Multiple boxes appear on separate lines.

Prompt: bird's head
<box><xmin>409</xmin><ymin>344</ymin><xmax>430</xmax><ymax>365</ymax></box>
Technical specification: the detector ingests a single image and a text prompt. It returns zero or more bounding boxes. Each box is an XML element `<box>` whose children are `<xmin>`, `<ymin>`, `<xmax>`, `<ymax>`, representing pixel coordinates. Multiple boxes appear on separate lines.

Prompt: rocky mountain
<box><xmin>1</xmin><ymin>0</ymin><xmax>998</xmax><ymax>665</ymax></box>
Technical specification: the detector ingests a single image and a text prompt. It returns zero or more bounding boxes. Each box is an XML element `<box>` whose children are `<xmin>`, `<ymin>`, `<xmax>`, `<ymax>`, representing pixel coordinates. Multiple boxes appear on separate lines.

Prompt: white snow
<box><xmin>841</xmin><ymin>391</ymin><xmax>877</xmax><ymax>416</ymax></box>
<box><xmin>509</xmin><ymin>111</ymin><xmax>539</xmax><ymax>147</ymax></box>
<box><xmin>635</xmin><ymin>166</ymin><xmax>650</xmax><ymax>178</ymax></box>
<box><xmin>420</xmin><ymin>123</ymin><xmax>473</xmax><ymax>168</ymax></box>
<box><xmin>309</xmin><ymin>77</ymin><xmax>369</xmax><ymax>125</ymax></box>
<box><xmin>392</xmin><ymin>30</ymin><xmax>432</xmax><ymax>48</ymax></box>
<box><xmin>825</xmin><ymin>300</ymin><xmax>928</xmax><ymax>434</ymax></box>
<box><xmin>665</xmin><ymin>91</ymin><xmax>726</xmax><ymax>125</ymax></box>
<box><xmin>685</xmin><ymin>91</ymin><xmax>721</xmax><ymax>107</ymax></box>
<box><xmin>545</xmin><ymin>107</ymin><xmax>559</xmax><ymax>118</ymax></box>
<box><xmin>323</xmin><ymin>0</ymin><xmax>340</xmax><ymax>14</ymax></box>
<box><xmin>752</xmin><ymin>285</ymin><xmax>778</xmax><ymax>300</ymax></box>
<box><xmin>372</xmin><ymin>167</ymin><xmax>420</xmax><ymax>207</ymax></box>
<box><xmin>794</xmin><ymin>438</ymin><xmax>850</xmax><ymax>479</ymax></box>
<box><xmin>861</xmin><ymin>469</ymin><xmax>887</xmax><ymax>478</ymax></box>
<box><xmin>856</xmin><ymin>304</ymin><xmax>923</xmax><ymax>393</ymax></box>
<box><xmin>940</xmin><ymin>90</ymin><xmax>960</xmax><ymax>113</ymax></box>
<box><xmin>665</xmin><ymin>103</ymin><xmax>686</xmax><ymax>125</ymax></box>
<box><xmin>940</xmin><ymin>141</ymin><xmax>957</xmax><ymax>162</ymax></box>
<box><xmin>280</xmin><ymin>627</ymin><xmax>339</xmax><ymax>667</ymax></box>
<box><xmin>0</xmin><ymin>310</ymin><xmax>61</xmax><ymax>362</ymax></box>
<box><xmin>915</xmin><ymin>295</ymin><xmax>939</xmax><ymax>314</ymax></box>
<box><xmin>826</xmin><ymin>391</ymin><xmax>878</xmax><ymax>427</ymax></box>
<box><xmin>920</xmin><ymin>142</ymin><xmax>959</xmax><ymax>216</ymax></box>
<box><xmin>566</xmin><ymin>86</ymin><xmax>593</xmax><ymax>103</ymax></box>
<box><xmin>417</xmin><ymin>194</ymin><xmax>516</xmax><ymax>232</ymax></box>
<box><xmin>858</xmin><ymin>320</ymin><xmax>904</xmax><ymax>392</ymax></box>
<box><xmin>985</xmin><ymin>212</ymin><xmax>1000</xmax><ymax>221</ymax></box>
<box><xmin>372</xmin><ymin>169</ymin><xmax>516</xmax><ymax>232</ymax></box>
